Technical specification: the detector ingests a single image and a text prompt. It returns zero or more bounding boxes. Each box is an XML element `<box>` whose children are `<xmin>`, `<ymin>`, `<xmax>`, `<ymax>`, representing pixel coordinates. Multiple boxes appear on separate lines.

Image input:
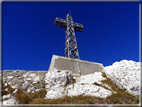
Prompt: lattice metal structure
<box><xmin>54</xmin><ymin>12</ymin><xmax>83</xmax><ymax>59</ymax></box>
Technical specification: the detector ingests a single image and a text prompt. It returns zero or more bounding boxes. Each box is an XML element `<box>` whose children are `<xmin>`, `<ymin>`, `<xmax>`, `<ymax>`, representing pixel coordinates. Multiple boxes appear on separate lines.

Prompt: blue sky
<box><xmin>2</xmin><ymin>2</ymin><xmax>139</xmax><ymax>70</ymax></box>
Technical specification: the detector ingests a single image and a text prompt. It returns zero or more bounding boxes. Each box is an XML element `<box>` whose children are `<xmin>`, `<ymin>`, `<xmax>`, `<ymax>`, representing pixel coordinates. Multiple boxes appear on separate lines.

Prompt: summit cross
<box><xmin>54</xmin><ymin>11</ymin><xmax>83</xmax><ymax>59</ymax></box>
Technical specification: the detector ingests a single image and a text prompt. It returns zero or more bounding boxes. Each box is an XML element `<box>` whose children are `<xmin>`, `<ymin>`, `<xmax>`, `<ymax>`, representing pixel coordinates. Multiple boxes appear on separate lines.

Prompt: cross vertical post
<box><xmin>54</xmin><ymin>12</ymin><xmax>83</xmax><ymax>59</ymax></box>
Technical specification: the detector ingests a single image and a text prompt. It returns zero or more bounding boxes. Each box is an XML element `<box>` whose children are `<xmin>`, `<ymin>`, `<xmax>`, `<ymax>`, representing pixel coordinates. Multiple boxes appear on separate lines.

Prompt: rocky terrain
<box><xmin>104</xmin><ymin>60</ymin><xmax>141</xmax><ymax>96</ymax></box>
<box><xmin>1</xmin><ymin>60</ymin><xmax>141</xmax><ymax>105</ymax></box>
<box><xmin>3</xmin><ymin>70</ymin><xmax>48</xmax><ymax>94</ymax></box>
<box><xmin>44</xmin><ymin>70</ymin><xmax>112</xmax><ymax>99</ymax></box>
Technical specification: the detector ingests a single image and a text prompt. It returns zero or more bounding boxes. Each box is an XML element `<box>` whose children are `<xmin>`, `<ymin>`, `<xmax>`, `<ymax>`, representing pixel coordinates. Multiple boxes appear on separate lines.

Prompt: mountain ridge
<box><xmin>1</xmin><ymin>59</ymin><xmax>141</xmax><ymax>105</ymax></box>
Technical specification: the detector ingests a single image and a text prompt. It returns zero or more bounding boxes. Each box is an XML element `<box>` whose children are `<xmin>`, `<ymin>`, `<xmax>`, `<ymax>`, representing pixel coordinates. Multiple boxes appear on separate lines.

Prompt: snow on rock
<box><xmin>104</xmin><ymin>60</ymin><xmax>141</xmax><ymax>96</ymax></box>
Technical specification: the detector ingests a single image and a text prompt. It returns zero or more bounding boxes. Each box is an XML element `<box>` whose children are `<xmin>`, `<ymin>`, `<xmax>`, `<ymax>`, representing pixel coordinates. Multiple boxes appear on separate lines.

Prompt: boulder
<box><xmin>66</xmin><ymin>83</ymin><xmax>112</xmax><ymax>98</ymax></box>
<box><xmin>44</xmin><ymin>70</ymin><xmax>73</xmax><ymax>99</ymax></box>
<box><xmin>44</xmin><ymin>70</ymin><xmax>73</xmax><ymax>89</ymax></box>
<box><xmin>45</xmin><ymin>70</ymin><xmax>112</xmax><ymax>99</ymax></box>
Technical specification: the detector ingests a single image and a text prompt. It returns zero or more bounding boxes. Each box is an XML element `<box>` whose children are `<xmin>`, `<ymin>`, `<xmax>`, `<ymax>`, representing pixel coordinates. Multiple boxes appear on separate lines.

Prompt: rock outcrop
<box><xmin>44</xmin><ymin>70</ymin><xmax>73</xmax><ymax>99</ymax></box>
<box><xmin>44</xmin><ymin>70</ymin><xmax>112</xmax><ymax>99</ymax></box>
<box><xmin>3</xmin><ymin>70</ymin><xmax>48</xmax><ymax>93</ymax></box>
<box><xmin>66</xmin><ymin>72</ymin><xmax>112</xmax><ymax>98</ymax></box>
<box><xmin>1</xmin><ymin>59</ymin><xmax>141</xmax><ymax>105</ymax></box>
<box><xmin>104</xmin><ymin>60</ymin><xmax>141</xmax><ymax>96</ymax></box>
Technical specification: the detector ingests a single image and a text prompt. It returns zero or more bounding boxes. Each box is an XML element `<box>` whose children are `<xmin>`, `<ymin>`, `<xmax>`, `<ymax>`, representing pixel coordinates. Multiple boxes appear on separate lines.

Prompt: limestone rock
<box><xmin>44</xmin><ymin>70</ymin><xmax>73</xmax><ymax>99</ymax></box>
<box><xmin>3</xmin><ymin>94</ymin><xmax>17</xmax><ymax>105</ymax></box>
<box><xmin>66</xmin><ymin>83</ymin><xmax>112</xmax><ymax>98</ymax></box>
<box><xmin>3</xmin><ymin>70</ymin><xmax>48</xmax><ymax>93</ymax></box>
<box><xmin>2</xmin><ymin>59</ymin><xmax>141</xmax><ymax>104</ymax></box>
<box><xmin>45</xmin><ymin>70</ymin><xmax>112</xmax><ymax>99</ymax></box>
<box><xmin>66</xmin><ymin>72</ymin><xmax>112</xmax><ymax>98</ymax></box>
<box><xmin>45</xmin><ymin>84</ymin><xmax>65</xmax><ymax>99</ymax></box>
<box><xmin>104</xmin><ymin>60</ymin><xmax>141</xmax><ymax>96</ymax></box>
<box><xmin>44</xmin><ymin>70</ymin><xmax>73</xmax><ymax>89</ymax></box>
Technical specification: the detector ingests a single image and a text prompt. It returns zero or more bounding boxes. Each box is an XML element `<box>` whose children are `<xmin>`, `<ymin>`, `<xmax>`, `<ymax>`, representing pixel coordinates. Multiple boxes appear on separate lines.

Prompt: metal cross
<box><xmin>54</xmin><ymin>11</ymin><xmax>83</xmax><ymax>59</ymax></box>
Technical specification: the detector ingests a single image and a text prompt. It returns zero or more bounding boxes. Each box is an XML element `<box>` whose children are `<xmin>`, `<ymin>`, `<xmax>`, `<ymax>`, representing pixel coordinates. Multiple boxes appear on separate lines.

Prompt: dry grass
<box><xmin>13</xmin><ymin>88</ymin><xmax>140</xmax><ymax>104</ymax></box>
<box><xmin>3</xmin><ymin>72</ymin><xmax>139</xmax><ymax>104</ymax></box>
<box><xmin>15</xmin><ymin>88</ymin><xmax>47</xmax><ymax>104</ymax></box>
<box><xmin>69</xmin><ymin>79</ymin><xmax>76</xmax><ymax>85</ymax></box>
<box><xmin>2</xmin><ymin>83</ymin><xmax>15</xmax><ymax>95</ymax></box>
<box><xmin>101</xmin><ymin>73</ymin><xmax>139</xmax><ymax>104</ymax></box>
<box><xmin>29</xmin><ymin>95</ymin><xmax>105</xmax><ymax>104</ymax></box>
<box><xmin>101</xmin><ymin>78</ymin><xmax>118</xmax><ymax>91</ymax></box>
<box><xmin>102</xmin><ymin>72</ymin><xmax>107</xmax><ymax>78</ymax></box>
<box><xmin>93</xmin><ymin>82</ymin><xmax>111</xmax><ymax>91</ymax></box>
<box><xmin>2</xmin><ymin>98</ymin><xmax>9</xmax><ymax>101</ymax></box>
<box><xmin>13</xmin><ymin>84</ymin><xmax>139</xmax><ymax>104</ymax></box>
<box><xmin>29</xmin><ymin>89</ymin><xmax>47</xmax><ymax>99</ymax></box>
<box><xmin>57</xmin><ymin>70</ymin><xmax>61</xmax><ymax>72</ymax></box>
<box><xmin>15</xmin><ymin>89</ymin><xmax>32</xmax><ymax>104</ymax></box>
<box><xmin>29</xmin><ymin>98</ymin><xmax>47</xmax><ymax>104</ymax></box>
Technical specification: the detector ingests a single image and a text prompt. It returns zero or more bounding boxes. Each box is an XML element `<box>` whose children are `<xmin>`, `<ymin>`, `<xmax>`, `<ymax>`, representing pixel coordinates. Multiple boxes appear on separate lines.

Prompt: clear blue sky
<box><xmin>2</xmin><ymin>2</ymin><xmax>139</xmax><ymax>70</ymax></box>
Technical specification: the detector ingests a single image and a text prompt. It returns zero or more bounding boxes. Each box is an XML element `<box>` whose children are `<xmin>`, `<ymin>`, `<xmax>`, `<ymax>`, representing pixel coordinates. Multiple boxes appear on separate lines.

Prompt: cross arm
<box><xmin>54</xmin><ymin>17</ymin><xmax>67</xmax><ymax>29</ymax></box>
<box><xmin>73</xmin><ymin>22</ymin><xmax>83</xmax><ymax>32</ymax></box>
<box><xmin>54</xmin><ymin>17</ymin><xmax>84</xmax><ymax>32</ymax></box>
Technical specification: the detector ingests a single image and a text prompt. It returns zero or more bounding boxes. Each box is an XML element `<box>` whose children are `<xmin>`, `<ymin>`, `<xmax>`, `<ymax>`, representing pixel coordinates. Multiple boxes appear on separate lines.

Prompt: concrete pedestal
<box><xmin>48</xmin><ymin>55</ymin><xmax>104</xmax><ymax>75</ymax></box>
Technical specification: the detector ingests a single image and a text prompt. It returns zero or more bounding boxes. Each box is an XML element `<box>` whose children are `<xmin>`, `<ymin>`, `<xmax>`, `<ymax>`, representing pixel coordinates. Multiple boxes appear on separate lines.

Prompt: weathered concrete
<box><xmin>48</xmin><ymin>55</ymin><xmax>104</xmax><ymax>75</ymax></box>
